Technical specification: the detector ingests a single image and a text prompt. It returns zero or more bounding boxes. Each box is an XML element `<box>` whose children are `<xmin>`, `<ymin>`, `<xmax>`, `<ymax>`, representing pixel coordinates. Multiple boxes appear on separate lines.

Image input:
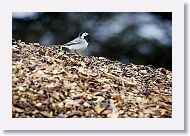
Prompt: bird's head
<box><xmin>79</xmin><ymin>32</ymin><xmax>89</xmax><ymax>39</ymax></box>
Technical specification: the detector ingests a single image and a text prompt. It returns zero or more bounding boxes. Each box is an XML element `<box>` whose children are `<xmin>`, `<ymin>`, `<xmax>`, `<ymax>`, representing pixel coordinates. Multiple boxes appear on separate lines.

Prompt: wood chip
<box><xmin>12</xmin><ymin>40</ymin><xmax>172</xmax><ymax>118</ymax></box>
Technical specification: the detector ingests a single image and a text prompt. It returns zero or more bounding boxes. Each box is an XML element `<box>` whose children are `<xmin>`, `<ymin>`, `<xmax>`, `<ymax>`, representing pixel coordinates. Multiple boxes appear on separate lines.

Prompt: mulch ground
<box><xmin>12</xmin><ymin>40</ymin><xmax>172</xmax><ymax>118</ymax></box>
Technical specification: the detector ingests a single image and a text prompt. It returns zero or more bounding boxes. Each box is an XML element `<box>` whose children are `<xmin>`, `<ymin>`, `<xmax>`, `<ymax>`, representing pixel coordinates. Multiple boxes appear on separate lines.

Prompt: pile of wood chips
<box><xmin>12</xmin><ymin>40</ymin><xmax>172</xmax><ymax>118</ymax></box>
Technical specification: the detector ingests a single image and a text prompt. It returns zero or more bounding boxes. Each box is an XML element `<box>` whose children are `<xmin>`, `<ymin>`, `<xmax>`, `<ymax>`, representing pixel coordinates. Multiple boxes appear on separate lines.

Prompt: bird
<box><xmin>61</xmin><ymin>32</ymin><xmax>89</xmax><ymax>55</ymax></box>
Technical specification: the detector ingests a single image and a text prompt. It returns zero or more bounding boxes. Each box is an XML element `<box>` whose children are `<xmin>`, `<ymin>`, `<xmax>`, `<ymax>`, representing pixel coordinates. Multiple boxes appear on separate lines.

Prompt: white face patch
<box><xmin>82</xmin><ymin>32</ymin><xmax>88</xmax><ymax>37</ymax></box>
<box><xmin>81</xmin><ymin>32</ymin><xmax>88</xmax><ymax>39</ymax></box>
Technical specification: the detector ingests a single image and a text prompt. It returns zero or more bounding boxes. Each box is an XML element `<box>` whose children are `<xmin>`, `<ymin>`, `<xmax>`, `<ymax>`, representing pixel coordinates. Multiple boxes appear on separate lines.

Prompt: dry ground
<box><xmin>12</xmin><ymin>40</ymin><xmax>172</xmax><ymax>118</ymax></box>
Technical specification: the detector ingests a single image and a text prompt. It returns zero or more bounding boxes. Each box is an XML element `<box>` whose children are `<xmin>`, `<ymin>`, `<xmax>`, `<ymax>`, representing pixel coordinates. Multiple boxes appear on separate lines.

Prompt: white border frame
<box><xmin>0</xmin><ymin>0</ymin><xmax>184</xmax><ymax>130</ymax></box>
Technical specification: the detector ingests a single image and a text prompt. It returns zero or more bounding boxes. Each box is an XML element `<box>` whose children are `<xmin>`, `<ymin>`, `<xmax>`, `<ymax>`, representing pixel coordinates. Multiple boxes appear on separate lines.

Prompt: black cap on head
<box><xmin>79</xmin><ymin>32</ymin><xmax>89</xmax><ymax>36</ymax></box>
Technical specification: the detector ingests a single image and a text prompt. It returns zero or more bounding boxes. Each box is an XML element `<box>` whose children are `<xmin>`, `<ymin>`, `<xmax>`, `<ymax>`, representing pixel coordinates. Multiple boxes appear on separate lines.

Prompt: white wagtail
<box><xmin>61</xmin><ymin>32</ymin><xmax>89</xmax><ymax>55</ymax></box>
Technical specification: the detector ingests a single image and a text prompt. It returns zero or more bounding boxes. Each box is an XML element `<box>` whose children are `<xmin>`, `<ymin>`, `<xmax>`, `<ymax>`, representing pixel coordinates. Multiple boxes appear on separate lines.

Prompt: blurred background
<box><xmin>12</xmin><ymin>12</ymin><xmax>172</xmax><ymax>70</ymax></box>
